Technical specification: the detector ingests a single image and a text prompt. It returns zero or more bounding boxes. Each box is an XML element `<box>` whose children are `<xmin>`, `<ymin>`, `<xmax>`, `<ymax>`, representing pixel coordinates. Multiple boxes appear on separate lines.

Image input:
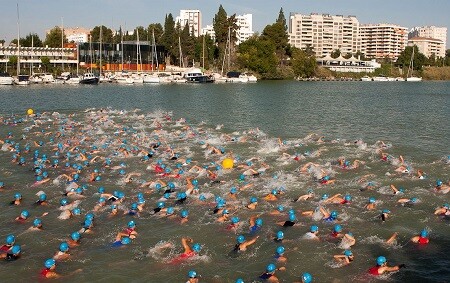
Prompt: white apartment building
<box><xmin>176</xmin><ymin>10</ymin><xmax>201</xmax><ymax>37</ymax></box>
<box><xmin>288</xmin><ymin>13</ymin><xmax>360</xmax><ymax>58</ymax></box>
<box><xmin>408</xmin><ymin>37</ymin><xmax>445</xmax><ymax>58</ymax></box>
<box><xmin>64</xmin><ymin>27</ymin><xmax>90</xmax><ymax>43</ymax></box>
<box><xmin>201</xmin><ymin>25</ymin><xmax>216</xmax><ymax>41</ymax></box>
<box><xmin>235</xmin><ymin>14</ymin><xmax>254</xmax><ymax>45</ymax></box>
<box><xmin>360</xmin><ymin>24</ymin><xmax>408</xmax><ymax>61</ymax></box>
<box><xmin>409</xmin><ymin>26</ymin><xmax>447</xmax><ymax>51</ymax></box>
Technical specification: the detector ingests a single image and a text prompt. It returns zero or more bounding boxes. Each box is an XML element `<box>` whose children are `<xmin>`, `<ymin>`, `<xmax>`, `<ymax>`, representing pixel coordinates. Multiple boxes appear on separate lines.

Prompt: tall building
<box><xmin>360</xmin><ymin>24</ymin><xmax>408</xmax><ymax>61</ymax></box>
<box><xmin>63</xmin><ymin>27</ymin><xmax>90</xmax><ymax>43</ymax></box>
<box><xmin>408</xmin><ymin>37</ymin><xmax>445</xmax><ymax>58</ymax></box>
<box><xmin>409</xmin><ymin>26</ymin><xmax>447</xmax><ymax>51</ymax></box>
<box><xmin>201</xmin><ymin>25</ymin><xmax>216</xmax><ymax>41</ymax></box>
<box><xmin>235</xmin><ymin>14</ymin><xmax>254</xmax><ymax>45</ymax></box>
<box><xmin>288</xmin><ymin>13</ymin><xmax>360</xmax><ymax>57</ymax></box>
<box><xmin>176</xmin><ymin>10</ymin><xmax>201</xmax><ymax>37</ymax></box>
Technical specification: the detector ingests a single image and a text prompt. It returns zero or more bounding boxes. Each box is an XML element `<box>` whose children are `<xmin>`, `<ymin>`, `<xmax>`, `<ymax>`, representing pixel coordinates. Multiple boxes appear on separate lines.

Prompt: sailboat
<box><xmin>14</xmin><ymin>3</ymin><xmax>29</xmax><ymax>86</ymax></box>
<box><xmin>80</xmin><ymin>35</ymin><xmax>99</xmax><ymax>84</ymax></box>
<box><xmin>406</xmin><ymin>47</ymin><xmax>422</xmax><ymax>82</ymax></box>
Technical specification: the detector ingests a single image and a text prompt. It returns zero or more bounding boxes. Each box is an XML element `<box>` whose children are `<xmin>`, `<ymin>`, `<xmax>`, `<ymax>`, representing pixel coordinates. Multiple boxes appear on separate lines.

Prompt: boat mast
<box><xmin>61</xmin><ymin>17</ymin><xmax>64</xmax><ymax>72</ymax></box>
<box><xmin>178</xmin><ymin>36</ymin><xmax>183</xmax><ymax>68</ymax></box>
<box><xmin>89</xmin><ymin>34</ymin><xmax>93</xmax><ymax>72</ymax></box>
<box><xmin>30</xmin><ymin>35</ymin><xmax>33</xmax><ymax>75</ymax></box>
<box><xmin>99</xmin><ymin>25</ymin><xmax>102</xmax><ymax>76</ymax></box>
<box><xmin>227</xmin><ymin>26</ymin><xmax>231</xmax><ymax>72</ymax></box>
<box><xmin>16</xmin><ymin>3</ymin><xmax>20</xmax><ymax>76</ymax></box>
<box><xmin>121</xmin><ymin>25</ymin><xmax>124</xmax><ymax>71</ymax></box>
<box><xmin>76</xmin><ymin>42</ymin><xmax>79</xmax><ymax>76</ymax></box>
<box><xmin>151</xmin><ymin>29</ymin><xmax>158</xmax><ymax>71</ymax></box>
<box><xmin>136</xmin><ymin>29</ymin><xmax>142</xmax><ymax>73</ymax></box>
<box><xmin>202</xmin><ymin>33</ymin><xmax>205</xmax><ymax>69</ymax></box>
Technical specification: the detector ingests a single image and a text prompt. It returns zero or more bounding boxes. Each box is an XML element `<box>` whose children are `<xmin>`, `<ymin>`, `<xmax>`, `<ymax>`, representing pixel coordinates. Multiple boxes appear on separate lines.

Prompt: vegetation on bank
<box><xmin>2</xmin><ymin>6</ymin><xmax>450</xmax><ymax>80</ymax></box>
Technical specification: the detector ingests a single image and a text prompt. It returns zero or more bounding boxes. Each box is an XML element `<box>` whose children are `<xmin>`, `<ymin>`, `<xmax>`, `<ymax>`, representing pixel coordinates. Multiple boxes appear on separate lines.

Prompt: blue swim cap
<box><xmin>39</xmin><ymin>193</ymin><xmax>47</xmax><ymax>201</ymax></box>
<box><xmin>250</xmin><ymin>197</ymin><xmax>257</xmax><ymax>203</ymax></box>
<box><xmin>192</xmin><ymin>179</ymin><xmax>198</xmax><ymax>186</ymax></box>
<box><xmin>188</xmin><ymin>270</ymin><xmax>197</xmax><ymax>278</ymax></box>
<box><xmin>436</xmin><ymin>180</ymin><xmax>443</xmax><ymax>186</ymax></box>
<box><xmin>334</xmin><ymin>224</ymin><xmax>342</xmax><ymax>232</ymax></box>
<box><xmin>99</xmin><ymin>197</ymin><xmax>106</xmax><ymax>203</ymax></box>
<box><xmin>377</xmin><ymin>256</ymin><xmax>387</xmax><ymax>265</ymax></box>
<box><xmin>98</xmin><ymin>187</ymin><xmax>105</xmax><ymax>194</ymax></box>
<box><xmin>157</xmin><ymin>201</ymin><xmax>165</xmax><ymax>208</ymax></box>
<box><xmin>85</xmin><ymin>213</ymin><xmax>95</xmax><ymax>220</ymax></box>
<box><xmin>84</xmin><ymin>219</ymin><xmax>92</xmax><ymax>227</ymax></box>
<box><xmin>163</xmin><ymin>192</ymin><xmax>171</xmax><ymax>199</ymax></box>
<box><xmin>276</xmin><ymin>231</ymin><xmax>284</xmax><ymax>239</ymax></box>
<box><xmin>60</xmin><ymin>198</ymin><xmax>68</xmax><ymax>206</ymax></box>
<box><xmin>266</xmin><ymin>263</ymin><xmax>276</xmax><ymax>273</ymax></box>
<box><xmin>36</xmin><ymin>175</ymin><xmax>43</xmax><ymax>181</ymax></box>
<box><xmin>21</xmin><ymin>210</ymin><xmax>29</xmax><ymax>218</ymax></box>
<box><xmin>302</xmin><ymin>272</ymin><xmax>313</xmax><ymax>283</ymax></box>
<box><xmin>33</xmin><ymin>218</ymin><xmax>42</xmax><ymax>227</ymax></box>
<box><xmin>0</xmin><ymin>181</ymin><xmax>4</xmax><ymax>187</ymax></box>
<box><xmin>237</xmin><ymin>235</ymin><xmax>245</xmax><ymax>244</ymax></box>
<box><xmin>231</xmin><ymin>216</ymin><xmax>240</xmax><ymax>224</ymax></box>
<box><xmin>222</xmin><ymin>209</ymin><xmax>229</xmax><ymax>215</ymax></box>
<box><xmin>119</xmin><ymin>169</ymin><xmax>125</xmax><ymax>175</ymax></box>
<box><xmin>277</xmin><ymin>205</ymin><xmax>284</xmax><ymax>212</ymax></box>
<box><xmin>121</xmin><ymin>237</ymin><xmax>131</xmax><ymax>245</ymax></box>
<box><xmin>155</xmin><ymin>183</ymin><xmax>162</xmax><ymax>190</ymax></box>
<box><xmin>131</xmin><ymin>203</ymin><xmax>138</xmax><ymax>210</ymax></box>
<box><xmin>344</xmin><ymin>195</ymin><xmax>351</xmax><ymax>201</ymax></box>
<box><xmin>382</xmin><ymin>209</ymin><xmax>390</xmax><ymax>214</ymax></box>
<box><xmin>420</xmin><ymin>229</ymin><xmax>428</xmax><ymax>237</ymax></box>
<box><xmin>230</xmin><ymin>187</ymin><xmax>237</xmax><ymax>194</ymax></box>
<box><xmin>323</xmin><ymin>175</ymin><xmax>330</xmax><ymax>181</ymax></box>
<box><xmin>321</xmin><ymin>194</ymin><xmax>329</xmax><ymax>200</ymax></box>
<box><xmin>236</xmin><ymin>279</ymin><xmax>244</xmax><ymax>283</ymax></box>
<box><xmin>72</xmin><ymin>208</ymin><xmax>81</xmax><ymax>215</ymax></box>
<box><xmin>288</xmin><ymin>209</ymin><xmax>296</xmax><ymax>215</ymax></box>
<box><xmin>199</xmin><ymin>194</ymin><xmax>206</xmax><ymax>201</ymax></box>
<box><xmin>71</xmin><ymin>231</ymin><xmax>81</xmax><ymax>241</ymax></box>
<box><xmin>11</xmin><ymin>245</ymin><xmax>21</xmax><ymax>255</ymax></box>
<box><xmin>128</xmin><ymin>220</ymin><xmax>136</xmax><ymax>228</ymax></box>
<box><xmin>14</xmin><ymin>192</ymin><xmax>22</xmax><ymax>199</ymax></box>
<box><xmin>6</xmin><ymin>234</ymin><xmax>15</xmax><ymax>244</ymax></box>
<box><xmin>181</xmin><ymin>210</ymin><xmax>189</xmax><ymax>218</ymax></box>
<box><xmin>369</xmin><ymin>197</ymin><xmax>376</xmax><ymax>203</ymax></box>
<box><xmin>118</xmin><ymin>191</ymin><xmax>125</xmax><ymax>199</ymax></box>
<box><xmin>276</xmin><ymin>245</ymin><xmax>285</xmax><ymax>255</ymax></box>
<box><xmin>289</xmin><ymin>214</ymin><xmax>296</xmax><ymax>222</ymax></box>
<box><xmin>44</xmin><ymin>258</ymin><xmax>56</xmax><ymax>269</ymax></box>
<box><xmin>192</xmin><ymin>243</ymin><xmax>201</xmax><ymax>252</ymax></box>
<box><xmin>271</xmin><ymin>189</ymin><xmax>278</xmax><ymax>195</ymax></box>
<box><xmin>330</xmin><ymin>211</ymin><xmax>338</xmax><ymax>219</ymax></box>
<box><xmin>137</xmin><ymin>192</ymin><xmax>144</xmax><ymax>199</ymax></box>
<box><xmin>164</xmin><ymin>168</ymin><xmax>171</xmax><ymax>173</ymax></box>
<box><xmin>410</xmin><ymin>197</ymin><xmax>418</xmax><ymax>203</ymax></box>
<box><xmin>95</xmin><ymin>176</ymin><xmax>101</xmax><ymax>181</ymax></box>
<box><xmin>310</xmin><ymin>225</ymin><xmax>318</xmax><ymax>233</ymax></box>
<box><xmin>59</xmin><ymin>242</ymin><xmax>69</xmax><ymax>252</ymax></box>
<box><xmin>166</xmin><ymin>207</ymin><xmax>174</xmax><ymax>215</ymax></box>
<box><xmin>344</xmin><ymin>250</ymin><xmax>352</xmax><ymax>256</ymax></box>
<box><xmin>255</xmin><ymin>218</ymin><xmax>263</xmax><ymax>226</ymax></box>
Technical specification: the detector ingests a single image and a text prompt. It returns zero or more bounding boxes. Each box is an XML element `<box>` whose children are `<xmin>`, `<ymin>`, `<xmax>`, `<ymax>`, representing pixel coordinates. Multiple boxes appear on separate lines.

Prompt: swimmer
<box><xmin>333</xmin><ymin>250</ymin><xmax>354</xmax><ymax>265</ymax></box>
<box><xmin>434</xmin><ymin>203</ymin><xmax>450</xmax><ymax>216</ymax></box>
<box><xmin>15</xmin><ymin>210</ymin><xmax>30</xmax><ymax>222</ymax></box>
<box><xmin>270</xmin><ymin>205</ymin><xmax>285</xmax><ymax>216</ymax></box>
<box><xmin>112</xmin><ymin>236</ymin><xmax>132</xmax><ymax>247</ymax></box>
<box><xmin>115</xmin><ymin>221</ymin><xmax>138</xmax><ymax>241</ymax></box>
<box><xmin>217</xmin><ymin>209</ymin><xmax>230</xmax><ymax>222</ymax></box>
<box><xmin>368</xmin><ymin>256</ymin><xmax>406</xmax><ymax>276</ymax></box>
<box><xmin>249</xmin><ymin>216</ymin><xmax>263</xmax><ymax>233</ymax></box>
<box><xmin>53</xmin><ymin>242</ymin><xmax>70</xmax><ymax>260</ymax></box>
<box><xmin>385</xmin><ymin>232</ymin><xmax>399</xmax><ymax>245</ymax></box>
<box><xmin>170</xmin><ymin>237</ymin><xmax>201</xmax><ymax>263</ymax></box>
<box><xmin>435</xmin><ymin>179</ymin><xmax>449</xmax><ymax>193</ymax></box>
<box><xmin>322</xmin><ymin>194</ymin><xmax>349</xmax><ymax>205</ymax></box>
<box><xmin>0</xmin><ymin>245</ymin><xmax>21</xmax><ymax>261</ymax></box>
<box><xmin>274</xmin><ymin>230</ymin><xmax>285</xmax><ymax>243</ymax></box>
<box><xmin>411</xmin><ymin>229</ymin><xmax>429</xmax><ymax>244</ymax></box>
<box><xmin>277</xmin><ymin>213</ymin><xmax>298</xmax><ymax>227</ymax></box>
<box><xmin>340</xmin><ymin>232</ymin><xmax>356</xmax><ymax>248</ymax></box>
<box><xmin>259</xmin><ymin>263</ymin><xmax>285</xmax><ymax>282</ymax></box>
<box><xmin>274</xmin><ymin>245</ymin><xmax>287</xmax><ymax>263</ymax></box>
<box><xmin>180</xmin><ymin>209</ymin><xmax>189</xmax><ymax>224</ymax></box>
<box><xmin>35</xmin><ymin>192</ymin><xmax>48</xmax><ymax>205</ymax></box>
<box><xmin>30</xmin><ymin>218</ymin><xmax>43</xmax><ymax>230</ymax></box>
<box><xmin>40</xmin><ymin>258</ymin><xmax>59</xmax><ymax>279</ymax></box>
<box><xmin>304</xmin><ymin>225</ymin><xmax>320</xmax><ymax>240</ymax></box>
<box><xmin>233</xmin><ymin>235</ymin><xmax>259</xmax><ymax>252</ymax></box>
<box><xmin>320</xmin><ymin>207</ymin><xmax>339</xmax><ymax>222</ymax></box>
<box><xmin>67</xmin><ymin>232</ymin><xmax>81</xmax><ymax>248</ymax></box>
<box><xmin>10</xmin><ymin>192</ymin><xmax>22</xmax><ymax>205</ymax></box>
<box><xmin>330</xmin><ymin>224</ymin><xmax>344</xmax><ymax>238</ymax></box>
<box><xmin>247</xmin><ymin>197</ymin><xmax>258</xmax><ymax>210</ymax></box>
<box><xmin>380</xmin><ymin>209</ymin><xmax>391</xmax><ymax>222</ymax></box>
<box><xmin>319</xmin><ymin>175</ymin><xmax>335</xmax><ymax>185</ymax></box>
<box><xmin>397</xmin><ymin>197</ymin><xmax>419</xmax><ymax>205</ymax></box>
<box><xmin>264</xmin><ymin>189</ymin><xmax>279</xmax><ymax>201</ymax></box>
<box><xmin>186</xmin><ymin>270</ymin><xmax>199</xmax><ymax>283</ymax></box>
<box><xmin>0</xmin><ymin>234</ymin><xmax>16</xmax><ymax>253</ymax></box>
<box><xmin>390</xmin><ymin>184</ymin><xmax>404</xmax><ymax>195</ymax></box>
<box><xmin>293</xmin><ymin>189</ymin><xmax>314</xmax><ymax>202</ymax></box>
<box><xmin>365</xmin><ymin>197</ymin><xmax>377</xmax><ymax>210</ymax></box>
<box><xmin>293</xmin><ymin>272</ymin><xmax>313</xmax><ymax>283</ymax></box>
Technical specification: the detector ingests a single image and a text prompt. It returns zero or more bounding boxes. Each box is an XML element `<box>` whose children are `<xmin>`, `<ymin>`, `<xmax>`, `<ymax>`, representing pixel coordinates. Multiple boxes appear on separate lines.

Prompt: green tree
<box><xmin>22</xmin><ymin>33</ymin><xmax>43</xmax><ymax>47</ymax></box>
<box><xmin>276</xmin><ymin>7</ymin><xmax>287</xmax><ymax>31</ymax></box>
<box><xmin>331</xmin><ymin>49</ymin><xmax>341</xmax><ymax>58</ymax></box>
<box><xmin>395</xmin><ymin>45</ymin><xmax>426</xmax><ymax>71</ymax></box>
<box><xmin>44</xmin><ymin>26</ymin><xmax>67</xmax><ymax>47</ymax></box>
<box><xmin>213</xmin><ymin>5</ymin><xmax>238</xmax><ymax>67</ymax></box>
<box><xmin>237</xmin><ymin>37</ymin><xmax>278</xmax><ymax>77</ymax></box>
<box><xmin>0</xmin><ymin>39</ymin><xmax>5</xmax><ymax>45</ymax></box>
<box><xmin>161</xmin><ymin>13</ymin><xmax>177</xmax><ymax>64</ymax></box>
<box><xmin>291</xmin><ymin>48</ymin><xmax>317</xmax><ymax>78</ymax></box>
<box><xmin>90</xmin><ymin>25</ymin><xmax>114</xmax><ymax>43</ymax></box>
<box><xmin>445</xmin><ymin>49</ymin><xmax>450</xmax><ymax>66</ymax></box>
<box><xmin>9</xmin><ymin>55</ymin><xmax>18</xmax><ymax>68</ymax></box>
<box><xmin>147</xmin><ymin>23</ymin><xmax>164</xmax><ymax>44</ymax></box>
<box><xmin>41</xmin><ymin>56</ymin><xmax>51</xmax><ymax>72</ymax></box>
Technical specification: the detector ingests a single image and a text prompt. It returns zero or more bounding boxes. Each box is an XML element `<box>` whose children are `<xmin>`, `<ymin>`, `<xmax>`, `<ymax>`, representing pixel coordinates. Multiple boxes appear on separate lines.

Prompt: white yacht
<box><xmin>115</xmin><ymin>73</ymin><xmax>134</xmax><ymax>84</ymax></box>
<box><xmin>14</xmin><ymin>75</ymin><xmax>30</xmax><ymax>86</ymax></box>
<box><xmin>0</xmin><ymin>73</ymin><xmax>14</xmax><ymax>85</ymax></box>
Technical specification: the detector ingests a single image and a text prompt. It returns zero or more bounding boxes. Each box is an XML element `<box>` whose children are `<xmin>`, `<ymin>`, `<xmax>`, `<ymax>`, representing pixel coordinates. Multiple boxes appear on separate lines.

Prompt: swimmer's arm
<box><xmin>242</xmin><ymin>236</ymin><xmax>259</xmax><ymax>249</ymax></box>
<box><xmin>434</xmin><ymin>208</ymin><xmax>446</xmax><ymax>215</ymax></box>
<box><xmin>386</xmin><ymin>232</ymin><xmax>398</xmax><ymax>244</ymax></box>
<box><xmin>390</xmin><ymin>185</ymin><xmax>398</xmax><ymax>192</ymax></box>
<box><xmin>181</xmin><ymin>237</ymin><xmax>193</xmax><ymax>253</ymax></box>
<box><xmin>334</xmin><ymin>254</ymin><xmax>346</xmax><ymax>261</ymax></box>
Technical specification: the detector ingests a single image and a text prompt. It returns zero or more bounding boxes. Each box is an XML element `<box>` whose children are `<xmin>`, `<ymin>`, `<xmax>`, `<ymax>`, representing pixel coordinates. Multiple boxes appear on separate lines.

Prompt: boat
<box><xmin>14</xmin><ymin>75</ymin><xmax>30</xmax><ymax>85</ymax></box>
<box><xmin>0</xmin><ymin>73</ymin><xmax>14</xmax><ymax>85</ymax></box>
<box><xmin>406</xmin><ymin>47</ymin><xmax>422</xmax><ymax>82</ymax></box>
<box><xmin>143</xmin><ymin>74</ymin><xmax>160</xmax><ymax>83</ymax></box>
<box><xmin>245</xmin><ymin>73</ymin><xmax>258</xmax><ymax>82</ymax></box>
<box><xmin>361</xmin><ymin>76</ymin><xmax>372</xmax><ymax>81</ymax></box>
<box><xmin>372</xmin><ymin>75</ymin><xmax>390</xmax><ymax>82</ymax></box>
<box><xmin>184</xmin><ymin>68</ymin><xmax>214</xmax><ymax>83</ymax></box>
<box><xmin>79</xmin><ymin>73</ymin><xmax>99</xmax><ymax>84</ymax></box>
<box><xmin>66</xmin><ymin>76</ymin><xmax>80</xmax><ymax>84</ymax></box>
<box><xmin>40</xmin><ymin>73</ymin><xmax>55</xmax><ymax>84</ymax></box>
<box><xmin>29</xmin><ymin>74</ymin><xmax>43</xmax><ymax>84</ymax></box>
<box><xmin>115</xmin><ymin>73</ymin><xmax>134</xmax><ymax>84</ymax></box>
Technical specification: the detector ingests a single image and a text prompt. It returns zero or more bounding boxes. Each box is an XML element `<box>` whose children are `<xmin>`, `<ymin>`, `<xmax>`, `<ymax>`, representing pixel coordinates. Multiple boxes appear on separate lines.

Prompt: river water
<box><xmin>0</xmin><ymin>81</ymin><xmax>448</xmax><ymax>282</ymax></box>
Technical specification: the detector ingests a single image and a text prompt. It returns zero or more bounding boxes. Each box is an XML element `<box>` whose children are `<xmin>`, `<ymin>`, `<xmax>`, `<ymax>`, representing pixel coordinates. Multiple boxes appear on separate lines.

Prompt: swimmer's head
<box><xmin>99</xmin><ymin>197</ymin><xmax>106</xmax><ymax>204</ymax></box>
<box><xmin>330</xmin><ymin>211</ymin><xmax>338</xmax><ymax>219</ymax></box>
<box><xmin>181</xmin><ymin>210</ymin><xmax>189</xmax><ymax>218</ymax></box>
<box><xmin>382</xmin><ymin>209</ymin><xmax>390</xmax><ymax>214</ymax></box>
<box><xmin>85</xmin><ymin>213</ymin><xmax>95</xmax><ymax>221</ymax></box>
<box><xmin>6</xmin><ymin>234</ymin><xmax>15</xmax><ymax>245</ymax></box>
<box><xmin>344</xmin><ymin>195</ymin><xmax>352</xmax><ymax>202</ymax></box>
<box><xmin>231</xmin><ymin>216</ymin><xmax>240</xmax><ymax>224</ymax></box>
<box><xmin>302</xmin><ymin>272</ymin><xmax>312</xmax><ymax>283</ymax></box>
<box><xmin>188</xmin><ymin>270</ymin><xmax>197</xmax><ymax>278</ymax></box>
<box><xmin>276</xmin><ymin>231</ymin><xmax>284</xmax><ymax>240</ymax></box>
<box><xmin>21</xmin><ymin>210</ymin><xmax>29</xmax><ymax>219</ymax></box>
<box><xmin>334</xmin><ymin>224</ymin><xmax>342</xmax><ymax>233</ymax></box>
<box><xmin>323</xmin><ymin>175</ymin><xmax>330</xmax><ymax>181</ymax></box>
<box><xmin>33</xmin><ymin>218</ymin><xmax>42</xmax><ymax>227</ymax></box>
<box><xmin>222</xmin><ymin>209</ymin><xmax>229</xmax><ymax>215</ymax></box>
<box><xmin>276</xmin><ymin>245</ymin><xmax>285</xmax><ymax>255</ymax></box>
<box><xmin>59</xmin><ymin>242</ymin><xmax>69</xmax><ymax>252</ymax></box>
<box><xmin>289</xmin><ymin>213</ymin><xmax>296</xmax><ymax>222</ymax></box>
<box><xmin>255</xmin><ymin>218</ymin><xmax>263</xmax><ymax>226</ymax></box>
<box><xmin>230</xmin><ymin>187</ymin><xmax>237</xmax><ymax>194</ymax></box>
<box><xmin>420</xmin><ymin>229</ymin><xmax>428</xmax><ymax>238</ymax></box>
<box><xmin>266</xmin><ymin>263</ymin><xmax>276</xmax><ymax>273</ymax></box>
<box><xmin>130</xmin><ymin>203</ymin><xmax>138</xmax><ymax>210</ymax></box>
<box><xmin>71</xmin><ymin>231</ymin><xmax>81</xmax><ymax>241</ymax></box>
<box><xmin>376</xmin><ymin>256</ymin><xmax>387</xmax><ymax>266</ymax></box>
<box><xmin>72</xmin><ymin>208</ymin><xmax>81</xmax><ymax>215</ymax></box>
<box><xmin>44</xmin><ymin>258</ymin><xmax>56</xmax><ymax>269</ymax></box>
<box><xmin>250</xmin><ymin>197</ymin><xmax>257</xmax><ymax>204</ymax></box>
<box><xmin>310</xmin><ymin>225</ymin><xmax>318</xmax><ymax>233</ymax></box>
<box><xmin>369</xmin><ymin>197</ymin><xmax>376</xmax><ymax>203</ymax></box>
<box><xmin>410</xmin><ymin>197</ymin><xmax>418</xmax><ymax>203</ymax></box>
<box><xmin>344</xmin><ymin>250</ymin><xmax>352</xmax><ymax>257</ymax></box>
<box><xmin>121</xmin><ymin>237</ymin><xmax>131</xmax><ymax>245</ymax></box>
<box><xmin>14</xmin><ymin>192</ymin><xmax>22</xmax><ymax>200</ymax></box>
<box><xmin>237</xmin><ymin>235</ymin><xmax>245</xmax><ymax>244</ymax></box>
<box><xmin>277</xmin><ymin>205</ymin><xmax>284</xmax><ymax>212</ymax></box>
<box><xmin>436</xmin><ymin>180</ymin><xmax>443</xmax><ymax>187</ymax></box>
<box><xmin>321</xmin><ymin>194</ymin><xmax>328</xmax><ymax>200</ymax></box>
<box><xmin>166</xmin><ymin>207</ymin><xmax>174</xmax><ymax>215</ymax></box>
<box><xmin>11</xmin><ymin>245</ymin><xmax>21</xmax><ymax>255</ymax></box>
<box><xmin>128</xmin><ymin>220</ymin><xmax>136</xmax><ymax>229</ymax></box>
<box><xmin>60</xmin><ymin>198</ymin><xmax>69</xmax><ymax>206</ymax></box>
<box><xmin>157</xmin><ymin>201</ymin><xmax>165</xmax><ymax>208</ymax></box>
<box><xmin>271</xmin><ymin>189</ymin><xmax>278</xmax><ymax>195</ymax></box>
<box><xmin>192</xmin><ymin>243</ymin><xmax>201</xmax><ymax>253</ymax></box>
<box><xmin>239</xmin><ymin>174</ymin><xmax>245</xmax><ymax>181</ymax></box>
